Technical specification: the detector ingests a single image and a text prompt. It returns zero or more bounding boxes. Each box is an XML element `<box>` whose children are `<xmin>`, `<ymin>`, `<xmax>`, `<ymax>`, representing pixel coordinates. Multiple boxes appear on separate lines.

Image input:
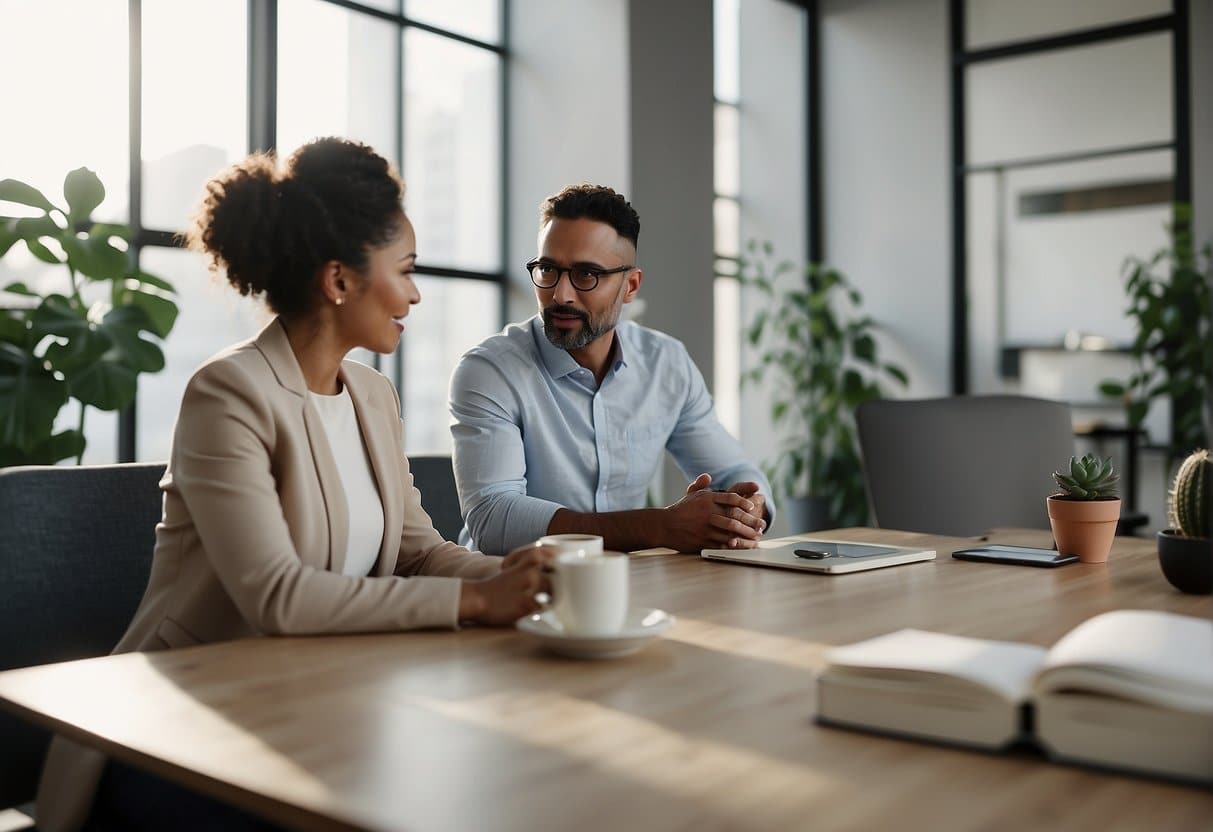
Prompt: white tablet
<box><xmin>701</xmin><ymin>538</ymin><xmax>936</xmax><ymax>574</ymax></box>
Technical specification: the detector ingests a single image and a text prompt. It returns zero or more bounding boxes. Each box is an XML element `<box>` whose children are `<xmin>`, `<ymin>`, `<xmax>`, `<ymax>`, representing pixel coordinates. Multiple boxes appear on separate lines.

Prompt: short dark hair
<box><xmin>185</xmin><ymin>137</ymin><xmax>404</xmax><ymax>319</ymax></box>
<box><xmin>539</xmin><ymin>184</ymin><xmax>640</xmax><ymax>249</ymax></box>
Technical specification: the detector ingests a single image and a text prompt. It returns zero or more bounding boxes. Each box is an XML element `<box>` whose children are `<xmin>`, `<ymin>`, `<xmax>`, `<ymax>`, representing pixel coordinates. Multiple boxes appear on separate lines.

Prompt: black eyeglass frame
<box><xmin>525</xmin><ymin>259</ymin><xmax>635</xmax><ymax>292</ymax></box>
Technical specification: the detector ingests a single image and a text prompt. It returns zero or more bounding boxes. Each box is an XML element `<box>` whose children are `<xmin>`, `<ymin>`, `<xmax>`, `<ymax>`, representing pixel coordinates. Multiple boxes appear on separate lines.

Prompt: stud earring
<box><xmin>335</xmin><ymin>298</ymin><xmax>344</xmax><ymax>306</ymax></box>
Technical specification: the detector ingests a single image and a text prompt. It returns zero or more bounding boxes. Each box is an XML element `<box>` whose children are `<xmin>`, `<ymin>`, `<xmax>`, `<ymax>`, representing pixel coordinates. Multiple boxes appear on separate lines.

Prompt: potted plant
<box><xmin>0</xmin><ymin>169</ymin><xmax>178</xmax><ymax>465</ymax></box>
<box><xmin>1099</xmin><ymin>204</ymin><xmax>1212</xmax><ymax>460</ymax></box>
<box><xmin>1157</xmin><ymin>448</ymin><xmax>1212</xmax><ymax>594</ymax></box>
<box><xmin>740</xmin><ymin>240</ymin><xmax>908</xmax><ymax>530</ymax></box>
<box><xmin>1048</xmin><ymin>454</ymin><xmax>1122</xmax><ymax>564</ymax></box>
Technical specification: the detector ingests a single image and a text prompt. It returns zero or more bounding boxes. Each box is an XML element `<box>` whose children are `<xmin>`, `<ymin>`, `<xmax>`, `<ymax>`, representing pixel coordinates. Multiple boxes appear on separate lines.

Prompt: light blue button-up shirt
<box><xmin>449</xmin><ymin>316</ymin><xmax>774</xmax><ymax>554</ymax></box>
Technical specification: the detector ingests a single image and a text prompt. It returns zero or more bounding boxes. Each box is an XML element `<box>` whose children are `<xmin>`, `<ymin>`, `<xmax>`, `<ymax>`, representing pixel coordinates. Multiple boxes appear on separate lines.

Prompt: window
<box><xmin>1</xmin><ymin>0</ymin><xmax>508</xmax><ymax>463</ymax></box>
<box><xmin>277</xmin><ymin>1</ymin><xmax>398</xmax><ymax>164</ymax></box>
<box><xmin>141</xmin><ymin>0</ymin><xmax>248</xmax><ymax>233</ymax></box>
<box><xmin>402</xmin><ymin>277</ymin><xmax>501</xmax><ymax>452</ymax></box>
<box><xmin>405</xmin><ymin>0</ymin><xmax>501</xmax><ymax>44</ymax></box>
<box><xmin>0</xmin><ymin>0</ymin><xmax>130</xmax><ymax>224</ymax></box>
<box><xmin>966</xmin><ymin>0</ymin><xmax>1169</xmax><ymax>49</ymax></box>
<box><xmin>713</xmin><ymin>0</ymin><xmax>742</xmax><ymax>436</ymax></box>
<box><xmin>403</xmin><ymin>29</ymin><xmax>502</xmax><ymax>274</ymax></box>
<box><xmin>137</xmin><ymin>247</ymin><xmax>271</xmax><ymax>462</ymax></box>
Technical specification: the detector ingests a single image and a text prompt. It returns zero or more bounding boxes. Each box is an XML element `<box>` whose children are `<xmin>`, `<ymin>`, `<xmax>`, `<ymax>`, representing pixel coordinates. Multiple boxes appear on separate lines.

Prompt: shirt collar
<box><xmin>531</xmin><ymin>316</ymin><xmax>583</xmax><ymax>379</ymax></box>
<box><xmin>611</xmin><ymin>322</ymin><xmax>631</xmax><ymax>371</ymax></box>
<box><xmin>529</xmin><ymin>316</ymin><xmax>633</xmax><ymax>379</ymax></box>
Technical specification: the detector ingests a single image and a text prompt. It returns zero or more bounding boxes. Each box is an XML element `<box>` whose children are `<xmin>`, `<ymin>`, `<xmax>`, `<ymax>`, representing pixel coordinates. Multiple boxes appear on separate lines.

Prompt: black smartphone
<box><xmin>793</xmin><ymin>542</ymin><xmax>903</xmax><ymax>560</ymax></box>
<box><xmin>951</xmin><ymin>544</ymin><xmax>1078</xmax><ymax>568</ymax></box>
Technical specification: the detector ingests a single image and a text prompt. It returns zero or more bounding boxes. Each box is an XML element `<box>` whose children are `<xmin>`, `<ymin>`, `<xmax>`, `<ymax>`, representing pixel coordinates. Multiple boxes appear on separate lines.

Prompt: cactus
<box><xmin>1168</xmin><ymin>449</ymin><xmax>1211</xmax><ymax>538</ymax></box>
<box><xmin>1053</xmin><ymin>454</ymin><xmax>1120</xmax><ymax>500</ymax></box>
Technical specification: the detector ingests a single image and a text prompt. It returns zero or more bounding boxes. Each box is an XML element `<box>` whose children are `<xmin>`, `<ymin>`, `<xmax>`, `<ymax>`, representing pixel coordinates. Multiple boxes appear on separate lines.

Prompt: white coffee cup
<box><xmin>537</xmin><ymin>533</ymin><xmax>604</xmax><ymax>556</ymax></box>
<box><xmin>546</xmin><ymin>550</ymin><xmax>628</xmax><ymax>637</ymax></box>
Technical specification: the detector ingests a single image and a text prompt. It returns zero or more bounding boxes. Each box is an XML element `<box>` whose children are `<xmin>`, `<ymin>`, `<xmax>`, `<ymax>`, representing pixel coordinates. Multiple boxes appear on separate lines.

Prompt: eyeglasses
<box><xmin>526</xmin><ymin>259</ymin><xmax>633</xmax><ymax>292</ymax></box>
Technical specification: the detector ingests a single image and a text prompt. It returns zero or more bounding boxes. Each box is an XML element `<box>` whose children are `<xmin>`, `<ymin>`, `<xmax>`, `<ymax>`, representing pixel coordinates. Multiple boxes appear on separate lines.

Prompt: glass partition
<box><xmin>966</xmin><ymin>0</ymin><xmax>1169</xmax><ymax>50</ymax></box>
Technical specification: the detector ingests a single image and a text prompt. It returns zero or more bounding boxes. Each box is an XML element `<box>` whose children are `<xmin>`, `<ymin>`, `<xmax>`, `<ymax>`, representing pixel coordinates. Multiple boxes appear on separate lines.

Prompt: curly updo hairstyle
<box><xmin>186</xmin><ymin>137</ymin><xmax>405</xmax><ymax>319</ymax></box>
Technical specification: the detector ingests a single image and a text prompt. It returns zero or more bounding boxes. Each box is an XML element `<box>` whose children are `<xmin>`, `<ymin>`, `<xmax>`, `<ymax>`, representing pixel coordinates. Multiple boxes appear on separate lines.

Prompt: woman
<box><xmin>37</xmin><ymin>138</ymin><xmax>552</xmax><ymax>832</ymax></box>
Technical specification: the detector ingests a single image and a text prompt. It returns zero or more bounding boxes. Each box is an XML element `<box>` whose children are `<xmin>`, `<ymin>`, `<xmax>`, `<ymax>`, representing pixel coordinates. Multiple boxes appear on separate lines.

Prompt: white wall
<box><xmin>819</xmin><ymin>0</ymin><xmax>953</xmax><ymax>398</ymax></box>
<box><xmin>507</xmin><ymin>0</ymin><xmax>631</xmax><ymax>323</ymax></box>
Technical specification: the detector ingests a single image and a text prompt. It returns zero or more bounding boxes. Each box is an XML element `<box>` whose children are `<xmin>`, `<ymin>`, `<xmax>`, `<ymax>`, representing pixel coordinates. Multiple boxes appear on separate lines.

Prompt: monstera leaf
<box><xmin>0</xmin><ymin>341</ymin><xmax>69</xmax><ymax>453</ymax></box>
<box><xmin>0</xmin><ymin>169</ymin><xmax>179</xmax><ymax>465</ymax></box>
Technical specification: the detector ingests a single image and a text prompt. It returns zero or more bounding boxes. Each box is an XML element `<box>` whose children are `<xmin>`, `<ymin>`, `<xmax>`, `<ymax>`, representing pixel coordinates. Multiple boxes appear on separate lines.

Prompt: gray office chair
<box><xmin>0</xmin><ymin>462</ymin><xmax>165</xmax><ymax>817</ymax></box>
<box><xmin>856</xmin><ymin>396</ymin><xmax>1074</xmax><ymax>536</ymax></box>
<box><xmin>409</xmin><ymin>455</ymin><xmax>465</xmax><ymax>543</ymax></box>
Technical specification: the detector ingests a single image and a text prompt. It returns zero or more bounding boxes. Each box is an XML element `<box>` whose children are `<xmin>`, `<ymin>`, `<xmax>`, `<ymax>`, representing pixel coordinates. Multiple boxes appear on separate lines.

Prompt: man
<box><xmin>449</xmin><ymin>183</ymin><xmax>774</xmax><ymax>556</ymax></box>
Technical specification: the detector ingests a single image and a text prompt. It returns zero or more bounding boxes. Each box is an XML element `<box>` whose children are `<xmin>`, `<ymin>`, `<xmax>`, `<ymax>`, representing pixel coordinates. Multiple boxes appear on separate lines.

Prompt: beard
<box><xmin>541</xmin><ymin>303</ymin><xmax>620</xmax><ymax>351</ymax></box>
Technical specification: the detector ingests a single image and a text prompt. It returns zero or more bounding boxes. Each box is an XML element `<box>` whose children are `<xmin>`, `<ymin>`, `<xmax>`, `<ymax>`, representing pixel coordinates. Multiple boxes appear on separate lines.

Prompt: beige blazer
<box><xmin>36</xmin><ymin>318</ymin><xmax>502</xmax><ymax>831</ymax></box>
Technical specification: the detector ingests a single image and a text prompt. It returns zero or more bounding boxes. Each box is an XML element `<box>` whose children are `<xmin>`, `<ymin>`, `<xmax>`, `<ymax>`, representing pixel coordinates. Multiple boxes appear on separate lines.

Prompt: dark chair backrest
<box><xmin>856</xmin><ymin>396</ymin><xmax>1074</xmax><ymax>537</ymax></box>
<box><xmin>409</xmin><ymin>455</ymin><xmax>465</xmax><ymax>543</ymax></box>
<box><xmin>0</xmin><ymin>462</ymin><xmax>164</xmax><ymax>808</ymax></box>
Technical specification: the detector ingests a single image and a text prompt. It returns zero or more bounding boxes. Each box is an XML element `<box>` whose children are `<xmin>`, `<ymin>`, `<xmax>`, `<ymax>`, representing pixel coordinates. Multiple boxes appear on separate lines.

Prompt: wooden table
<box><xmin>1</xmin><ymin>528</ymin><xmax>1210</xmax><ymax>831</ymax></box>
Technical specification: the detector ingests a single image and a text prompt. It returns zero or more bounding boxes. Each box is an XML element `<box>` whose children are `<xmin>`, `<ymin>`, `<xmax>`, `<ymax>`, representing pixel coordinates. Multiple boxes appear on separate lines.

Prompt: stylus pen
<box><xmin>794</xmin><ymin>549</ymin><xmax>829</xmax><ymax>559</ymax></box>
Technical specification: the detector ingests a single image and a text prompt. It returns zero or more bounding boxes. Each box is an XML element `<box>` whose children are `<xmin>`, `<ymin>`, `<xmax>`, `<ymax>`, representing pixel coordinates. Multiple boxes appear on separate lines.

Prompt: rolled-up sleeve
<box><xmin>449</xmin><ymin>353</ymin><xmax>563</xmax><ymax>555</ymax></box>
<box><xmin>664</xmin><ymin>345</ymin><xmax>777</xmax><ymax>523</ymax></box>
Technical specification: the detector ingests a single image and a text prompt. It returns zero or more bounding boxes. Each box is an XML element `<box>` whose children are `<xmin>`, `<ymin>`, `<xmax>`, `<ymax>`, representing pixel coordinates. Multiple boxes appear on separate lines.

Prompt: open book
<box><xmin>816</xmin><ymin>610</ymin><xmax>1213</xmax><ymax>784</ymax></box>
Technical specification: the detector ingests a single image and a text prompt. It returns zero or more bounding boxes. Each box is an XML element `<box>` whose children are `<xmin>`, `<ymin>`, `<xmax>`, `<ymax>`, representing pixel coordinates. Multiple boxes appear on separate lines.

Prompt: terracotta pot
<box><xmin>1157</xmin><ymin>530</ymin><xmax>1213</xmax><ymax>594</ymax></box>
<box><xmin>1046</xmin><ymin>496</ymin><xmax>1121</xmax><ymax>564</ymax></box>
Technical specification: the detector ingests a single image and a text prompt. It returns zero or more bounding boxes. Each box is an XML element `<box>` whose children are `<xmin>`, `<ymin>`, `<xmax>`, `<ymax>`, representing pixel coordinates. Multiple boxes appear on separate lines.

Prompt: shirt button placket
<box><xmin>593</xmin><ymin>393</ymin><xmax>609</xmax><ymax>512</ymax></box>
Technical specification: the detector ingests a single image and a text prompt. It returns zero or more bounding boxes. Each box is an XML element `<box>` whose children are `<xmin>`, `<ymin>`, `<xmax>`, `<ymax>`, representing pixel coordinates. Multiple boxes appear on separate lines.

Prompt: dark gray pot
<box><xmin>783</xmin><ymin>496</ymin><xmax>835</xmax><ymax>535</ymax></box>
<box><xmin>1157</xmin><ymin>530</ymin><xmax>1213</xmax><ymax>595</ymax></box>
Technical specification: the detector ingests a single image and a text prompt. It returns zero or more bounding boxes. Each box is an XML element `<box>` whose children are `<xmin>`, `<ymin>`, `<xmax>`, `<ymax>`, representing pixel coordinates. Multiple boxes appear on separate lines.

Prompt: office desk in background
<box><xmin>0</xmin><ymin>528</ymin><xmax>1209</xmax><ymax>831</ymax></box>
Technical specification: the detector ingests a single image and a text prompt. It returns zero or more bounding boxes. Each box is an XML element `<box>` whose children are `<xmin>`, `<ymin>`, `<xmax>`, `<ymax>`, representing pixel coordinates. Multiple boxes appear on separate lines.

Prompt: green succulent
<box><xmin>1053</xmin><ymin>454</ymin><xmax>1120</xmax><ymax>500</ymax></box>
<box><xmin>1168</xmin><ymin>448</ymin><xmax>1211</xmax><ymax>539</ymax></box>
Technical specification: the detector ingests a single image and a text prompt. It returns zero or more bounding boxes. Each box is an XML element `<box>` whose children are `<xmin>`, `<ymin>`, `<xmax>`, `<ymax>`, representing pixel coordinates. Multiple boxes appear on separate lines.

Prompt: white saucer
<box><xmin>517</xmin><ymin>607</ymin><xmax>675</xmax><ymax>659</ymax></box>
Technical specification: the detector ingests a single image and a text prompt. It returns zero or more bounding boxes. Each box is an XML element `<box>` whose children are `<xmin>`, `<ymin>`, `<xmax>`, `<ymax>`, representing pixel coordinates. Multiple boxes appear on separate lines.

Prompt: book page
<box><xmin>1036</xmin><ymin>610</ymin><xmax>1213</xmax><ymax>712</ymax></box>
<box><xmin>824</xmin><ymin>629</ymin><xmax>1047</xmax><ymax>703</ymax></box>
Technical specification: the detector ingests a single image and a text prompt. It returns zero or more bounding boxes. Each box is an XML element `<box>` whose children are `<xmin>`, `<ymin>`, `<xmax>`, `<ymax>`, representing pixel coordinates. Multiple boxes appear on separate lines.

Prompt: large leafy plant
<box><xmin>0</xmin><ymin>169</ymin><xmax>178</xmax><ymax>465</ymax></box>
<box><xmin>740</xmin><ymin>240</ymin><xmax>908</xmax><ymax>527</ymax></box>
<box><xmin>1099</xmin><ymin>205</ymin><xmax>1212</xmax><ymax>459</ymax></box>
